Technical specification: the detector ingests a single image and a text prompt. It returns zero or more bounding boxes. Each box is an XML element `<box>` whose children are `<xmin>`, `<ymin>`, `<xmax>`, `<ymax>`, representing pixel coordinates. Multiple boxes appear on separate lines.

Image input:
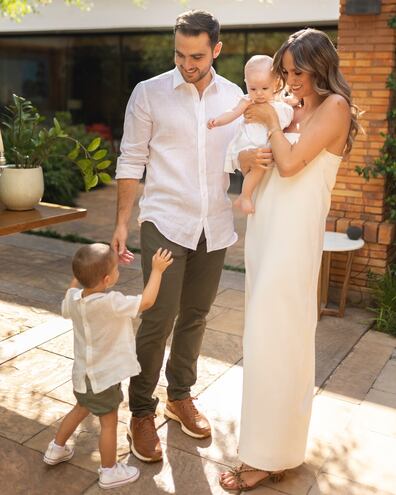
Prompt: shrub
<box><xmin>368</xmin><ymin>264</ymin><xmax>396</xmax><ymax>336</ymax></box>
<box><xmin>42</xmin><ymin>111</ymin><xmax>116</xmax><ymax>205</ymax></box>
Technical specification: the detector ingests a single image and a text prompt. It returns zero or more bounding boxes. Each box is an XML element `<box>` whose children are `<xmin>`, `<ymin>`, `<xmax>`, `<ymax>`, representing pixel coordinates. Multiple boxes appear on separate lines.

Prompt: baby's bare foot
<box><xmin>234</xmin><ymin>195</ymin><xmax>255</xmax><ymax>214</ymax></box>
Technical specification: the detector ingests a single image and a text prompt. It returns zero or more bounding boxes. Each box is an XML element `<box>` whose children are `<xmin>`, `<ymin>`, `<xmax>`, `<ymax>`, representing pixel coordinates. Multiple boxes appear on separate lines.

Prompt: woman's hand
<box><xmin>244</xmin><ymin>102</ymin><xmax>278</xmax><ymax>127</ymax></box>
<box><xmin>238</xmin><ymin>148</ymin><xmax>273</xmax><ymax>175</ymax></box>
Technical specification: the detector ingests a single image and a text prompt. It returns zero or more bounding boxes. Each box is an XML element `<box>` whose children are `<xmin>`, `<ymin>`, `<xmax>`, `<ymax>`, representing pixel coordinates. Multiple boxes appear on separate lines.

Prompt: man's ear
<box><xmin>213</xmin><ymin>41</ymin><xmax>223</xmax><ymax>60</ymax></box>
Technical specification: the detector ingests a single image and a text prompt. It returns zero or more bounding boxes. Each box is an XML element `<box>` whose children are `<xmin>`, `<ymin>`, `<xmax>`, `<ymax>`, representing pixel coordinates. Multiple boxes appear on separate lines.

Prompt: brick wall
<box><xmin>329</xmin><ymin>0</ymin><xmax>396</xmax><ymax>296</ymax></box>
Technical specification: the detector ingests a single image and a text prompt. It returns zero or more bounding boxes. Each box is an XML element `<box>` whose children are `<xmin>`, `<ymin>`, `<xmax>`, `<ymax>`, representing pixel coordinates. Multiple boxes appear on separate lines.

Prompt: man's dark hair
<box><xmin>174</xmin><ymin>10</ymin><xmax>220</xmax><ymax>48</ymax></box>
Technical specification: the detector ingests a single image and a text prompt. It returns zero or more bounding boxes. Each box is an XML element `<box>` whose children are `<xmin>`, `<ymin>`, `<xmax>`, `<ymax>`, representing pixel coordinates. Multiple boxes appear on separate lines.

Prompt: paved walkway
<box><xmin>0</xmin><ymin>184</ymin><xmax>395</xmax><ymax>494</ymax></box>
<box><xmin>37</xmin><ymin>183</ymin><xmax>247</xmax><ymax>270</ymax></box>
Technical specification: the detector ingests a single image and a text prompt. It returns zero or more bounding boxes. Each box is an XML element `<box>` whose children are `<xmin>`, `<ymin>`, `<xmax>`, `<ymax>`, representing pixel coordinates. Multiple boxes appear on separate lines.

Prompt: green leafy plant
<box><xmin>1</xmin><ymin>0</ymin><xmax>272</xmax><ymax>23</ymax></box>
<box><xmin>1</xmin><ymin>94</ymin><xmax>112</xmax><ymax>191</ymax></box>
<box><xmin>356</xmin><ymin>15</ymin><xmax>396</xmax><ymax>221</ymax></box>
<box><xmin>0</xmin><ymin>0</ymin><xmax>91</xmax><ymax>22</ymax></box>
<box><xmin>41</xmin><ymin>111</ymin><xmax>116</xmax><ymax>205</ymax></box>
<box><xmin>368</xmin><ymin>265</ymin><xmax>396</xmax><ymax>336</ymax></box>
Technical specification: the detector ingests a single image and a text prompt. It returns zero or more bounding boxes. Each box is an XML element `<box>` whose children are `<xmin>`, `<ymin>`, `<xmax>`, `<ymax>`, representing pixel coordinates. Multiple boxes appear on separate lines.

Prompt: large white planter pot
<box><xmin>0</xmin><ymin>166</ymin><xmax>44</xmax><ymax>211</ymax></box>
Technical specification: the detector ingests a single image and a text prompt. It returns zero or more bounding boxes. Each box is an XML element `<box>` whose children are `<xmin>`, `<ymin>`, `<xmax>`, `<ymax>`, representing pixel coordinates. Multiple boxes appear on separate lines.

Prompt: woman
<box><xmin>220</xmin><ymin>28</ymin><xmax>359</xmax><ymax>492</ymax></box>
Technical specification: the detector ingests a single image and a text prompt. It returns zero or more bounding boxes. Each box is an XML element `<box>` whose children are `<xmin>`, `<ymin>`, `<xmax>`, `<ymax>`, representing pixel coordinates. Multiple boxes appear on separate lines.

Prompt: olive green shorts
<box><xmin>73</xmin><ymin>377</ymin><xmax>123</xmax><ymax>416</ymax></box>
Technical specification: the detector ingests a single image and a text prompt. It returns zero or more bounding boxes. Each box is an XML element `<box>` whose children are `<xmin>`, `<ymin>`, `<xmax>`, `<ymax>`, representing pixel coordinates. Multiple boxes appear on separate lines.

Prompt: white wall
<box><xmin>0</xmin><ymin>0</ymin><xmax>339</xmax><ymax>34</ymax></box>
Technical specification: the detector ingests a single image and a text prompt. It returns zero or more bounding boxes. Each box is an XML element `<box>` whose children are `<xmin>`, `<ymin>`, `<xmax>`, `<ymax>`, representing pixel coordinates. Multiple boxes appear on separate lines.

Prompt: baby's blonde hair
<box><xmin>244</xmin><ymin>55</ymin><xmax>273</xmax><ymax>77</ymax></box>
<box><xmin>72</xmin><ymin>243</ymin><xmax>117</xmax><ymax>288</ymax></box>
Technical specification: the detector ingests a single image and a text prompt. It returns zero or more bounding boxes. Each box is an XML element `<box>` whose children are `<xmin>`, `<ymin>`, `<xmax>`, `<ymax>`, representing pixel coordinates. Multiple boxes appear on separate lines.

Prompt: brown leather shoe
<box><xmin>165</xmin><ymin>397</ymin><xmax>211</xmax><ymax>439</ymax></box>
<box><xmin>126</xmin><ymin>414</ymin><xmax>163</xmax><ymax>462</ymax></box>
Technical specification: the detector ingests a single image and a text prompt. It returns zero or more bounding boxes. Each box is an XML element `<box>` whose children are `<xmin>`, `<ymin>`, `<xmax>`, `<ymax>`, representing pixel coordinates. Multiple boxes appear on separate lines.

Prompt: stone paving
<box><xmin>0</xmin><ymin>184</ymin><xmax>395</xmax><ymax>494</ymax></box>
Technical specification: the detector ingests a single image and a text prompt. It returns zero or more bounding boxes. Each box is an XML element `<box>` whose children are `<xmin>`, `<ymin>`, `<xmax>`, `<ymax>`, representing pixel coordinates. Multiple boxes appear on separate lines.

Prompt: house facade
<box><xmin>1</xmin><ymin>0</ymin><xmax>395</xmax><ymax>296</ymax></box>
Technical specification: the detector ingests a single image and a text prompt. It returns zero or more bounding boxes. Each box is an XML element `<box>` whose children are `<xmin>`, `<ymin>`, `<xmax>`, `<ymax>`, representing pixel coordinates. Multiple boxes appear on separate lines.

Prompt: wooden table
<box><xmin>318</xmin><ymin>232</ymin><xmax>365</xmax><ymax>319</ymax></box>
<box><xmin>0</xmin><ymin>202</ymin><xmax>87</xmax><ymax>236</ymax></box>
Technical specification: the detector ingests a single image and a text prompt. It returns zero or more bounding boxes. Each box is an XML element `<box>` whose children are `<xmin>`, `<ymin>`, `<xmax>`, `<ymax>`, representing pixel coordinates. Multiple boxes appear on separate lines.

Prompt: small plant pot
<box><xmin>0</xmin><ymin>165</ymin><xmax>44</xmax><ymax>211</ymax></box>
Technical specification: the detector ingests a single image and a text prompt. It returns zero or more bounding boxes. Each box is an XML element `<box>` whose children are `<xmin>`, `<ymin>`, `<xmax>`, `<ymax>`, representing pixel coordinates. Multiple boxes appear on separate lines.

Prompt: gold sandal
<box><xmin>219</xmin><ymin>464</ymin><xmax>285</xmax><ymax>492</ymax></box>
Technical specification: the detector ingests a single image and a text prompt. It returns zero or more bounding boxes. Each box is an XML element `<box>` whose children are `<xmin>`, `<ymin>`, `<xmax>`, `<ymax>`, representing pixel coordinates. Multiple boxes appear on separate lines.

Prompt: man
<box><xmin>112</xmin><ymin>10</ymin><xmax>242</xmax><ymax>463</ymax></box>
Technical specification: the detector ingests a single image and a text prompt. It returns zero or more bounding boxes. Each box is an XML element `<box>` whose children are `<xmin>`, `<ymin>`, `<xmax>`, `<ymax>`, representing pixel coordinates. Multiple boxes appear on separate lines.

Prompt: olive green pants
<box><xmin>129</xmin><ymin>221</ymin><xmax>226</xmax><ymax>416</ymax></box>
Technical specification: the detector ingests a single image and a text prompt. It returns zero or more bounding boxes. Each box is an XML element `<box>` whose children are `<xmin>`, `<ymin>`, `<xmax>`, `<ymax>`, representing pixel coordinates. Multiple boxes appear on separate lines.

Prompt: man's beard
<box><xmin>180</xmin><ymin>64</ymin><xmax>211</xmax><ymax>84</ymax></box>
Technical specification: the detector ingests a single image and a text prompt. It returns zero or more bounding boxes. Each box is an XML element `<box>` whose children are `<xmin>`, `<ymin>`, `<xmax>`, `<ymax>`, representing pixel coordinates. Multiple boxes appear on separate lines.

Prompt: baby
<box><xmin>43</xmin><ymin>243</ymin><xmax>172</xmax><ymax>490</ymax></box>
<box><xmin>208</xmin><ymin>55</ymin><xmax>293</xmax><ymax>214</ymax></box>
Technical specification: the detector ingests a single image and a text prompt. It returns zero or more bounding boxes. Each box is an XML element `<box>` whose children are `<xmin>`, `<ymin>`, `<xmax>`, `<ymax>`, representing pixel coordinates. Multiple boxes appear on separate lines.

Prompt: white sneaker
<box><xmin>43</xmin><ymin>440</ymin><xmax>74</xmax><ymax>465</ymax></box>
<box><xmin>98</xmin><ymin>462</ymin><xmax>140</xmax><ymax>489</ymax></box>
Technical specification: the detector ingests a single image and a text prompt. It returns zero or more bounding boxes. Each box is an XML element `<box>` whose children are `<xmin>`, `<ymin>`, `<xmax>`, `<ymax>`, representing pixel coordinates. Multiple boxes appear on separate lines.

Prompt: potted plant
<box><xmin>0</xmin><ymin>94</ymin><xmax>112</xmax><ymax>211</ymax></box>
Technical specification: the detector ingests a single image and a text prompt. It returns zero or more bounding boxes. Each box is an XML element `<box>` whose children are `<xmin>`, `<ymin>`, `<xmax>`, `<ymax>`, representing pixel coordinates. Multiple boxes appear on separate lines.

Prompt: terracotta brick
<box><xmin>329</xmin><ymin>0</ymin><xmax>395</xmax><ymax>291</ymax></box>
<box><xmin>345</xmin><ymin>205</ymin><xmax>364</xmax><ymax>213</ymax></box>
<box><xmin>370</xmin><ymin>250</ymin><xmax>389</xmax><ymax>260</ymax></box>
<box><xmin>366</xmin><ymin>100</ymin><xmax>390</xmax><ymax>108</ymax></box>
<box><xmin>352</xmin><ymin>60</ymin><xmax>373</xmax><ymax>67</ymax></box>
<box><xmin>378</xmin><ymin>222</ymin><xmax>395</xmax><ymax>246</ymax></box>
<box><xmin>326</xmin><ymin>216</ymin><xmax>337</xmax><ymax>231</ymax></box>
<box><xmin>354</xmin><ymin>257</ymin><xmax>387</xmax><ymax>268</ymax></box>
<box><xmin>371</xmin><ymin>71</ymin><xmax>392</xmax><ymax>80</ymax></box>
<box><xmin>350</xmin><ymin>219</ymin><xmax>365</xmax><ymax>230</ymax></box>
<box><xmin>346</xmin><ymin>75</ymin><xmax>373</xmax><ymax>82</ymax></box>
<box><xmin>355</xmin><ymin>52</ymin><xmax>390</xmax><ymax>60</ymax></box>
<box><xmin>336</xmin><ymin>218</ymin><xmax>351</xmax><ymax>233</ymax></box>
<box><xmin>383</xmin><ymin>3</ymin><xmax>396</xmax><ymax>11</ymax></box>
<box><xmin>363</xmin><ymin>221</ymin><xmax>379</xmax><ymax>243</ymax></box>
<box><xmin>364</xmin><ymin>206</ymin><xmax>385</xmax><ymax>215</ymax></box>
<box><xmin>333</xmin><ymin>189</ymin><xmax>362</xmax><ymax>198</ymax></box>
<box><xmin>338</xmin><ymin>51</ymin><xmax>354</xmax><ymax>59</ymax></box>
<box><xmin>362</xmin><ymin>214</ymin><xmax>383</xmax><ymax>222</ymax></box>
<box><xmin>361</xmin><ymin>185</ymin><xmax>385</xmax><ymax>192</ymax></box>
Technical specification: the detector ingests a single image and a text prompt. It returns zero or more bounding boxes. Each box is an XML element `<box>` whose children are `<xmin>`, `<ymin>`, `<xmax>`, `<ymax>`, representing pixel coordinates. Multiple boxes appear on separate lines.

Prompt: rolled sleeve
<box><xmin>116</xmin><ymin>82</ymin><xmax>152</xmax><ymax>180</ymax></box>
<box><xmin>224</xmin><ymin>143</ymin><xmax>241</xmax><ymax>174</ymax></box>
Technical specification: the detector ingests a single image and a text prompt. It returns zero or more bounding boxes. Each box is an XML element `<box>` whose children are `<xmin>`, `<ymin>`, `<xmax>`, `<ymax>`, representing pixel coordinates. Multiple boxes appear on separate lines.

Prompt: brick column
<box><xmin>328</xmin><ymin>0</ymin><xmax>396</xmax><ymax>297</ymax></box>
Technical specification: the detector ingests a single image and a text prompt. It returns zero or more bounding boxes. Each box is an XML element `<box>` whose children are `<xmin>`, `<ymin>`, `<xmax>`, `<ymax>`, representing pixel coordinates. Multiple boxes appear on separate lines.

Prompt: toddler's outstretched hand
<box><xmin>152</xmin><ymin>248</ymin><xmax>173</xmax><ymax>273</ymax></box>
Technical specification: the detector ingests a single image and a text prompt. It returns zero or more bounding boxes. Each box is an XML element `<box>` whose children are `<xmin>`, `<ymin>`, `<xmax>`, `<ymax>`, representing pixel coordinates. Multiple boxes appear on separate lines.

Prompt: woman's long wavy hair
<box><xmin>272</xmin><ymin>28</ymin><xmax>360</xmax><ymax>154</ymax></box>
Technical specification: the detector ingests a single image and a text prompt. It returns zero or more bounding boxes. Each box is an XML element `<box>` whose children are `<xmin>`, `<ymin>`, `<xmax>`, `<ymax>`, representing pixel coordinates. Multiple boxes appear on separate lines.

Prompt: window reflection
<box><xmin>0</xmin><ymin>27</ymin><xmax>337</xmax><ymax>139</ymax></box>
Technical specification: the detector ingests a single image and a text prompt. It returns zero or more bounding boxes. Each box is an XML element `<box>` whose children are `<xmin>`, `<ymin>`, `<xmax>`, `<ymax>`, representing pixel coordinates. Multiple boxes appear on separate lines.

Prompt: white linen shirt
<box><xmin>116</xmin><ymin>67</ymin><xmax>243</xmax><ymax>252</ymax></box>
<box><xmin>62</xmin><ymin>288</ymin><xmax>142</xmax><ymax>394</ymax></box>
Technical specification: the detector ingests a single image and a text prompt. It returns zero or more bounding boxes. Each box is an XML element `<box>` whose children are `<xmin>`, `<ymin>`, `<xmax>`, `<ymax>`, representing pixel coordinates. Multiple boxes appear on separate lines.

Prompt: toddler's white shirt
<box><xmin>62</xmin><ymin>288</ymin><xmax>142</xmax><ymax>394</ymax></box>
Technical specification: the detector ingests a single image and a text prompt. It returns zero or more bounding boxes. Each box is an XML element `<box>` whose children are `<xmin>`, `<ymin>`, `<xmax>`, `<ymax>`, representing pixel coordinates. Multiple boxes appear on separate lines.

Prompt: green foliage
<box><xmin>0</xmin><ymin>0</ymin><xmax>179</xmax><ymax>22</ymax></box>
<box><xmin>0</xmin><ymin>0</ymin><xmax>91</xmax><ymax>22</ymax></box>
<box><xmin>354</xmin><ymin>14</ymin><xmax>395</xmax><ymax>333</ymax></box>
<box><xmin>41</xmin><ymin>111</ymin><xmax>116</xmax><ymax>205</ymax></box>
<box><xmin>355</xmin><ymin>125</ymin><xmax>396</xmax><ymax>221</ymax></box>
<box><xmin>355</xmin><ymin>15</ymin><xmax>396</xmax><ymax>222</ymax></box>
<box><xmin>41</xmin><ymin>155</ymin><xmax>83</xmax><ymax>206</ymax></box>
<box><xmin>1</xmin><ymin>0</ymin><xmax>272</xmax><ymax>23</ymax></box>
<box><xmin>368</xmin><ymin>265</ymin><xmax>396</xmax><ymax>336</ymax></box>
<box><xmin>1</xmin><ymin>95</ymin><xmax>114</xmax><ymax>192</ymax></box>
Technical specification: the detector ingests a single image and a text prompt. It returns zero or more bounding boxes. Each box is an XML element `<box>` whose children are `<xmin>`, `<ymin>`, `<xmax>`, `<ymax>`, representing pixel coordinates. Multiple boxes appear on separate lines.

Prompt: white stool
<box><xmin>318</xmin><ymin>232</ymin><xmax>365</xmax><ymax>319</ymax></box>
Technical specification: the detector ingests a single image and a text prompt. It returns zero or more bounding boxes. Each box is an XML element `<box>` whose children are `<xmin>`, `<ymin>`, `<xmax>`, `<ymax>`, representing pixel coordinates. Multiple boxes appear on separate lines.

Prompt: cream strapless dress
<box><xmin>239</xmin><ymin>134</ymin><xmax>342</xmax><ymax>470</ymax></box>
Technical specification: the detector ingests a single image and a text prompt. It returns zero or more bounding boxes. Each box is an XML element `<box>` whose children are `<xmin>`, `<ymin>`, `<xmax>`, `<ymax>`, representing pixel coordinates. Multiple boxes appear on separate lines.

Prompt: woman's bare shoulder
<box><xmin>322</xmin><ymin>93</ymin><xmax>350</xmax><ymax>114</ymax></box>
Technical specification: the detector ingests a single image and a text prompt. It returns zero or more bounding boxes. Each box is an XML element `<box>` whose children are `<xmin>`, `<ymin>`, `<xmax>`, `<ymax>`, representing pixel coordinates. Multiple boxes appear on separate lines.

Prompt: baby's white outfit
<box><xmin>224</xmin><ymin>100</ymin><xmax>293</xmax><ymax>173</ymax></box>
